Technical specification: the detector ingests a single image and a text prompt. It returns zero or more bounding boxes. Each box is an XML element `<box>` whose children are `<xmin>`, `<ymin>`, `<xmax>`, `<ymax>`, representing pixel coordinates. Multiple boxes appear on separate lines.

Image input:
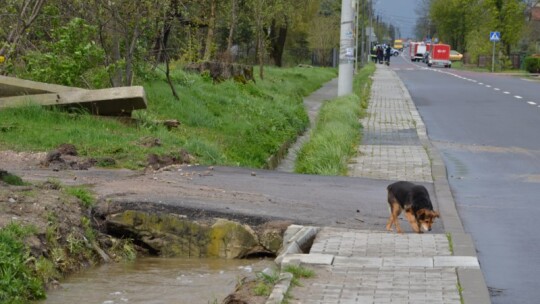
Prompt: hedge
<box><xmin>524</xmin><ymin>56</ymin><xmax>540</xmax><ymax>73</ymax></box>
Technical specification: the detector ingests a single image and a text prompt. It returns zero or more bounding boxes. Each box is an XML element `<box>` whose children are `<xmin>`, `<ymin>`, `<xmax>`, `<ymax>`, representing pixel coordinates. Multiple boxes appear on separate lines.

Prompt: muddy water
<box><xmin>42</xmin><ymin>257</ymin><xmax>273</xmax><ymax>304</ymax></box>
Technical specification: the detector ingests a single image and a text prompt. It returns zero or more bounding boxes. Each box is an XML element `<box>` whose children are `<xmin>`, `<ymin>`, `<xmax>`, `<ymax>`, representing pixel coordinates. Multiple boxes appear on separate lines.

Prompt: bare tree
<box><xmin>0</xmin><ymin>0</ymin><xmax>46</xmax><ymax>63</ymax></box>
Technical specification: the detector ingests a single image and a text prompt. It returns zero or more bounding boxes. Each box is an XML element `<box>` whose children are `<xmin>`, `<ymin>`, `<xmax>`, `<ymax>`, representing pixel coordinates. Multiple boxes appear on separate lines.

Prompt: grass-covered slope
<box><xmin>0</xmin><ymin>66</ymin><xmax>336</xmax><ymax>169</ymax></box>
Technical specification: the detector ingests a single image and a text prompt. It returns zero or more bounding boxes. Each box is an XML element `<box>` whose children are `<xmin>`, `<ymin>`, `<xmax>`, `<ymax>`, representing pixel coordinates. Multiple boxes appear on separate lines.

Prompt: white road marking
<box><xmin>494</xmin><ymin>88</ymin><xmax>500</xmax><ymax>91</ymax></box>
<box><xmin>527</xmin><ymin>101</ymin><xmax>537</xmax><ymax>105</ymax></box>
<box><xmin>479</xmin><ymin>82</ymin><xmax>484</xmax><ymax>85</ymax></box>
<box><xmin>485</xmin><ymin>85</ymin><xmax>491</xmax><ymax>88</ymax></box>
<box><xmin>503</xmin><ymin>91</ymin><xmax>510</xmax><ymax>94</ymax></box>
<box><xmin>514</xmin><ymin>96</ymin><xmax>523</xmax><ymax>99</ymax></box>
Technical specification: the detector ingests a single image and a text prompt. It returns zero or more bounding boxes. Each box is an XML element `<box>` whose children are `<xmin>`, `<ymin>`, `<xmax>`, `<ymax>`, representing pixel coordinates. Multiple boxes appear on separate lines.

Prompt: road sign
<box><xmin>490</xmin><ymin>31</ymin><xmax>500</xmax><ymax>73</ymax></box>
<box><xmin>490</xmin><ymin>32</ymin><xmax>501</xmax><ymax>42</ymax></box>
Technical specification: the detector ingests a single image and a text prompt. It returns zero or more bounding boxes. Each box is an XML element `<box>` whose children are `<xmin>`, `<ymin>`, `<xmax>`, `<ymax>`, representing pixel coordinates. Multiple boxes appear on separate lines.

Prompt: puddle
<box><xmin>40</xmin><ymin>257</ymin><xmax>273</xmax><ymax>304</ymax></box>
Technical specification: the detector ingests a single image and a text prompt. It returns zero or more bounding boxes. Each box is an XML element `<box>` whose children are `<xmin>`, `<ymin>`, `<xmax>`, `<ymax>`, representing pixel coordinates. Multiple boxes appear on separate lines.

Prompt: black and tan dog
<box><xmin>386</xmin><ymin>181</ymin><xmax>439</xmax><ymax>233</ymax></box>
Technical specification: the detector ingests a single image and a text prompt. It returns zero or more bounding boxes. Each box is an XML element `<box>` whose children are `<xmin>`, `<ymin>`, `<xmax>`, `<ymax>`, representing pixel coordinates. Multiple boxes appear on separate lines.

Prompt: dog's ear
<box><xmin>432</xmin><ymin>211</ymin><xmax>440</xmax><ymax>218</ymax></box>
<box><xmin>416</xmin><ymin>209</ymin><xmax>426</xmax><ymax>217</ymax></box>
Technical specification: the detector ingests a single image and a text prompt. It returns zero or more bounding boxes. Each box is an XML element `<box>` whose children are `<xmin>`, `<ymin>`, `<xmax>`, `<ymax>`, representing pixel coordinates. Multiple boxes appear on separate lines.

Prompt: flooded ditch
<box><xmin>36</xmin><ymin>201</ymin><xmax>291</xmax><ymax>303</ymax></box>
<box><xmin>41</xmin><ymin>257</ymin><xmax>273</xmax><ymax>304</ymax></box>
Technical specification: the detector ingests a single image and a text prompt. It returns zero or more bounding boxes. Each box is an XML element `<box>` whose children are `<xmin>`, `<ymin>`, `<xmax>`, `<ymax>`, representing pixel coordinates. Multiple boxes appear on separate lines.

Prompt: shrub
<box><xmin>524</xmin><ymin>56</ymin><xmax>540</xmax><ymax>73</ymax></box>
<box><xmin>22</xmin><ymin>18</ymin><xmax>105</xmax><ymax>88</ymax></box>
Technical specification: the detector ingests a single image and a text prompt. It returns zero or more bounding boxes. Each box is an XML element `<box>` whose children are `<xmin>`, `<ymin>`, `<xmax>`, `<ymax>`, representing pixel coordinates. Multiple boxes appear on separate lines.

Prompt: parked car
<box><xmin>391</xmin><ymin>48</ymin><xmax>400</xmax><ymax>56</ymax></box>
<box><xmin>450</xmin><ymin>50</ymin><xmax>463</xmax><ymax>61</ymax></box>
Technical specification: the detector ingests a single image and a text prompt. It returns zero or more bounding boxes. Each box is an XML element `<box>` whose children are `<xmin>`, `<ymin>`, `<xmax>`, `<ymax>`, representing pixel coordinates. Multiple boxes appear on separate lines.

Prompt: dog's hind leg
<box><xmin>385</xmin><ymin>208</ymin><xmax>394</xmax><ymax>232</ymax></box>
<box><xmin>386</xmin><ymin>203</ymin><xmax>403</xmax><ymax>233</ymax></box>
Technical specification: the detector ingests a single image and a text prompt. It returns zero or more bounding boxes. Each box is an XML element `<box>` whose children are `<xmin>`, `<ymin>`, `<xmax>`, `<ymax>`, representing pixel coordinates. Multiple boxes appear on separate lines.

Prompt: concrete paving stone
<box><xmin>382</xmin><ymin>257</ymin><xmax>433</xmax><ymax>268</ymax></box>
<box><xmin>433</xmin><ymin>256</ymin><xmax>480</xmax><ymax>268</ymax></box>
<box><xmin>332</xmin><ymin>256</ymin><xmax>384</xmax><ymax>267</ymax></box>
<box><xmin>281</xmin><ymin>253</ymin><xmax>334</xmax><ymax>265</ymax></box>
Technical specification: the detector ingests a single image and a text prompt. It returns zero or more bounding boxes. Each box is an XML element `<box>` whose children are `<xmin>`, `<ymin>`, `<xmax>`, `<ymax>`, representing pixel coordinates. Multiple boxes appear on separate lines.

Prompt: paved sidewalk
<box><xmin>283</xmin><ymin>228</ymin><xmax>471</xmax><ymax>304</ymax></box>
<box><xmin>348</xmin><ymin>66</ymin><xmax>431</xmax><ymax>182</ymax></box>
<box><xmin>270</xmin><ymin>65</ymin><xmax>490</xmax><ymax>304</ymax></box>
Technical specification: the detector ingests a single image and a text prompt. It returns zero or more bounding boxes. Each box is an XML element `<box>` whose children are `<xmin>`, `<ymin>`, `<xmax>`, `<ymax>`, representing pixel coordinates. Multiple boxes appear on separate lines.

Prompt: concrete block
<box><xmin>281</xmin><ymin>253</ymin><xmax>334</xmax><ymax>265</ymax></box>
<box><xmin>0</xmin><ymin>86</ymin><xmax>147</xmax><ymax>116</ymax></box>
<box><xmin>382</xmin><ymin>257</ymin><xmax>433</xmax><ymax>268</ymax></box>
<box><xmin>457</xmin><ymin>268</ymin><xmax>491</xmax><ymax>304</ymax></box>
<box><xmin>294</xmin><ymin>226</ymin><xmax>319</xmax><ymax>251</ymax></box>
<box><xmin>333</xmin><ymin>256</ymin><xmax>383</xmax><ymax>268</ymax></box>
<box><xmin>434</xmin><ymin>256</ymin><xmax>479</xmax><ymax>268</ymax></box>
<box><xmin>0</xmin><ymin>75</ymin><xmax>84</xmax><ymax>97</ymax></box>
<box><xmin>265</xmin><ymin>272</ymin><xmax>293</xmax><ymax>304</ymax></box>
<box><xmin>282</xmin><ymin>224</ymin><xmax>304</xmax><ymax>246</ymax></box>
<box><xmin>449</xmin><ymin>233</ymin><xmax>477</xmax><ymax>256</ymax></box>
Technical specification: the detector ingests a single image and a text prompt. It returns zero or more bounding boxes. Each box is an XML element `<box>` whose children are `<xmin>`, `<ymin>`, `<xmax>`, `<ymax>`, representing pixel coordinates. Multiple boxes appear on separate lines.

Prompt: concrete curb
<box><xmin>394</xmin><ymin>68</ymin><xmax>491</xmax><ymax>304</ymax></box>
<box><xmin>275</xmin><ymin>225</ymin><xmax>320</xmax><ymax>265</ymax></box>
<box><xmin>268</xmin><ymin>225</ymin><xmax>320</xmax><ymax>304</ymax></box>
<box><xmin>265</xmin><ymin>272</ymin><xmax>293</xmax><ymax>304</ymax></box>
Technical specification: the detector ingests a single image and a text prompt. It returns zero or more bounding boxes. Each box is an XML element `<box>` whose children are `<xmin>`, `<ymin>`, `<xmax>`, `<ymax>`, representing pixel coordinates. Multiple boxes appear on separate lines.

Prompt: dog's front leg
<box><xmin>404</xmin><ymin>210</ymin><xmax>422</xmax><ymax>233</ymax></box>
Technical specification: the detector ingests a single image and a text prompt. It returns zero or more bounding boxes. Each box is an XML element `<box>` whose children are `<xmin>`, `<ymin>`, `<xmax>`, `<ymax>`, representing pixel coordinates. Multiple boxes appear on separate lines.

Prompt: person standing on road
<box><xmin>384</xmin><ymin>46</ymin><xmax>392</xmax><ymax>65</ymax></box>
<box><xmin>377</xmin><ymin>46</ymin><xmax>384</xmax><ymax>64</ymax></box>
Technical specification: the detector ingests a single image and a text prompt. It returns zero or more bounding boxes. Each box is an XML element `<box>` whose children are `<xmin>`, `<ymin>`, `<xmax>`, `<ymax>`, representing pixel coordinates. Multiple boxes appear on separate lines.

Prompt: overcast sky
<box><xmin>372</xmin><ymin>0</ymin><xmax>419</xmax><ymax>39</ymax></box>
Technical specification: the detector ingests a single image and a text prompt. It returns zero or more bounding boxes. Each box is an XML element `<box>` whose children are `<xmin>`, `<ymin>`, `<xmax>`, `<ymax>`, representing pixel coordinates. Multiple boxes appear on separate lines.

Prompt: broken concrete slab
<box><xmin>0</xmin><ymin>75</ymin><xmax>85</xmax><ymax>97</ymax></box>
<box><xmin>0</xmin><ymin>86</ymin><xmax>147</xmax><ymax>116</ymax></box>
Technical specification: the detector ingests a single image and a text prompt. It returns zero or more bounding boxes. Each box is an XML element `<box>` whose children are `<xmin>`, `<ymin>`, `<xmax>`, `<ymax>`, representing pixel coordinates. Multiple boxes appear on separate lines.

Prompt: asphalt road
<box><xmin>4</xmin><ymin>157</ymin><xmax>444</xmax><ymax>233</ymax></box>
<box><xmin>393</xmin><ymin>53</ymin><xmax>540</xmax><ymax>304</ymax></box>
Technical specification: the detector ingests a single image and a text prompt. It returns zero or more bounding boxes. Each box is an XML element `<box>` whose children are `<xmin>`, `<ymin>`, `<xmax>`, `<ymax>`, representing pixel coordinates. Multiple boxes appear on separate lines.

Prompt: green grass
<box><xmin>0</xmin><ymin>223</ymin><xmax>45</xmax><ymax>304</ymax></box>
<box><xmin>451</xmin><ymin>61</ymin><xmax>530</xmax><ymax>75</ymax></box>
<box><xmin>283</xmin><ymin>264</ymin><xmax>315</xmax><ymax>286</ymax></box>
<box><xmin>295</xmin><ymin>63</ymin><xmax>375</xmax><ymax>175</ymax></box>
<box><xmin>64</xmin><ymin>186</ymin><xmax>95</xmax><ymax>208</ymax></box>
<box><xmin>282</xmin><ymin>265</ymin><xmax>315</xmax><ymax>303</ymax></box>
<box><xmin>0</xmin><ymin>65</ymin><xmax>336</xmax><ymax>169</ymax></box>
<box><xmin>0</xmin><ymin>66</ymin><xmax>335</xmax><ymax>169</ymax></box>
<box><xmin>253</xmin><ymin>269</ymin><xmax>281</xmax><ymax>296</ymax></box>
<box><xmin>446</xmin><ymin>232</ymin><xmax>454</xmax><ymax>255</ymax></box>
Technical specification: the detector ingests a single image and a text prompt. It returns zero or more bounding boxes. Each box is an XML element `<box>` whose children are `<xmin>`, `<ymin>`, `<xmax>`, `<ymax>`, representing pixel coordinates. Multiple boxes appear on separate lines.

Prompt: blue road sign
<box><xmin>490</xmin><ymin>32</ymin><xmax>501</xmax><ymax>42</ymax></box>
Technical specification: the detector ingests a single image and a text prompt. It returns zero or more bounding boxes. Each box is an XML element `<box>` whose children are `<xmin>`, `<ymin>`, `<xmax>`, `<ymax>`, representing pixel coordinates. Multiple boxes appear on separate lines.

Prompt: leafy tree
<box><xmin>430</xmin><ymin>0</ymin><xmax>473</xmax><ymax>51</ymax></box>
<box><xmin>494</xmin><ymin>0</ymin><xmax>526</xmax><ymax>54</ymax></box>
<box><xmin>22</xmin><ymin>18</ymin><xmax>105</xmax><ymax>87</ymax></box>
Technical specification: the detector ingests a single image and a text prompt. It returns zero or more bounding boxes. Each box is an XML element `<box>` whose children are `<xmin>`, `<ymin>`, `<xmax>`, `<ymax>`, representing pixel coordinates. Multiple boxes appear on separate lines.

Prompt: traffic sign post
<box><xmin>490</xmin><ymin>31</ymin><xmax>501</xmax><ymax>73</ymax></box>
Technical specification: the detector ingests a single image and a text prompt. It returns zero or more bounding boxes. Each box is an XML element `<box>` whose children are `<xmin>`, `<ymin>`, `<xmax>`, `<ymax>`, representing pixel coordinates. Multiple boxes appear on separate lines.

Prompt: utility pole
<box><xmin>355</xmin><ymin>0</ymin><xmax>359</xmax><ymax>73</ymax></box>
<box><xmin>360</xmin><ymin>0</ymin><xmax>365</xmax><ymax>66</ymax></box>
<box><xmin>338</xmin><ymin>0</ymin><xmax>355</xmax><ymax>96</ymax></box>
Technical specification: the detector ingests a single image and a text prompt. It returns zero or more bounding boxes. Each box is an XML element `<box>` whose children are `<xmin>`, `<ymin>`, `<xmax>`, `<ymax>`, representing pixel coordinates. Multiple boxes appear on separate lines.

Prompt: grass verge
<box><xmin>295</xmin><ymin>63</ymin><xmax>375</xmax><ymax>175</ymax></box>
<box><xmin>0</xmin><ymin>66</ymin><xmax>336</xmax><ymax>169</ymax></box>
<box><xmin>0</xmin><ymin>224</ymin><xmax>45</xmax><ymax>304</ymax></box>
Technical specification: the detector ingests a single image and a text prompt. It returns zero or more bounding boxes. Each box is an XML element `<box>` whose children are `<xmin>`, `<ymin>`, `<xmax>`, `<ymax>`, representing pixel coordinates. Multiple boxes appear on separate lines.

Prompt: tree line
<box><xmin>414</xmin><ymin>0</ymin><xmax>540</xmax><ymax>64</ymax></box>
<box><xmin>0</xmin><ymin>0</ymin><xmax>345</xmax><ymax>88</ymax></box>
